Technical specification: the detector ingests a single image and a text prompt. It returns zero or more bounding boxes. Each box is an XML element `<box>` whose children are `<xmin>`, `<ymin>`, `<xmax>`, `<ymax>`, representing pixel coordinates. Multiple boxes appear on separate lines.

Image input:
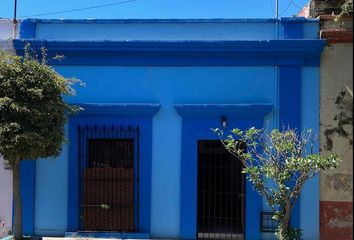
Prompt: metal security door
<box><xmin>197</xmin><ymin>140</ymin><xmax>245</xmax><ymax>240</ymax></box>
<box><xmin>78</xmin><ymin>126</ymin><xmax>140</xmax><ymax>232</ymax></box>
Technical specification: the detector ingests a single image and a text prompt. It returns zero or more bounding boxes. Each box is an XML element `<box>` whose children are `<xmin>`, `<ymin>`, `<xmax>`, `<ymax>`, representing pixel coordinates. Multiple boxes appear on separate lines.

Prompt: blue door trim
<box><xmin>67</xmin><ymin>103</ymin><xmax>160</xmax><ymax>233</ymax></box>
<box><xmin>74</xmin><ymin>103</ymin><xmax>161</xmax><ymax>116</ymax></box>
<box><xmin>176</xmin><ymin>104</ymin><xmax>273</xmax><ymax>240</ymax></box>
<box><xmin>175</xmin><ymin>104</ymin><xmax>274</xmax><ymax>118</ymax></box>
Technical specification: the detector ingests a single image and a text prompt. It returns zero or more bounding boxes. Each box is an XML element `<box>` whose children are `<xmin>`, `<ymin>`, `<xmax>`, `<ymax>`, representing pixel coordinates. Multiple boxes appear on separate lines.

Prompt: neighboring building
<box><xmin>0</xmin><ymin>153</ymin><xmax>12</xmax><ymax>238</ymax></box>
<box><xmin>0</xmin><ymin>18</ymin><xmax>18</xmax><ymax>237</ymax></box>
<box><xmin>299</xmin><ymin>1</ymin><xmax>353</xmax><ymax>240</ymax></box>
<box><xmin>12</xmin><ymin>18</ymin><xmax>325</xmax><ymax>239</ymax></box>
<box><xmin>0</xmin><ymin>19</ymin><xmax>17</xmax><ymax>53</ymax></box>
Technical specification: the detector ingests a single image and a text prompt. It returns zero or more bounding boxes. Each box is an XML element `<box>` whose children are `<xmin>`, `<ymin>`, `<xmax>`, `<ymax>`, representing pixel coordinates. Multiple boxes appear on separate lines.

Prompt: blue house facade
<box><xmin>13</xmin><ymin>18</ymin><xmax>325</xmax><ymax>240</ymax></box>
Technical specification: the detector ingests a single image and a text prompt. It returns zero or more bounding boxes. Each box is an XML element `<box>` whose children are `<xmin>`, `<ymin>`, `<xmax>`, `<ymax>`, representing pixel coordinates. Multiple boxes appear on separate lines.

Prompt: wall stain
<box><xmin>320</xmin><ymin>201</ymin><xmax>353</xmax><ymax>240</ymax></box>
<box><xmin>326</xmin><ymin>208</ymin><xmax>353</xmax><ymax>228</ymax></box>
<box><xmin>322</xmin><ymin>89</ymin><xmax>353</xmax><ymax>151</ymax></box>
<box><xmin>325</xmin><ymin>173</ymin><xmax>353</xmax><ymax>193</ymax></box>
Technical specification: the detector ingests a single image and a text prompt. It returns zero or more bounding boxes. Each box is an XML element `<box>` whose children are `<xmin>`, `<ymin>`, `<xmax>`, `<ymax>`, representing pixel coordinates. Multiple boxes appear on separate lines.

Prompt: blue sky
<box><xmin>0</xmin><ymin>0</ymin><xmax>309</xmax><ymax>19</ymax></box>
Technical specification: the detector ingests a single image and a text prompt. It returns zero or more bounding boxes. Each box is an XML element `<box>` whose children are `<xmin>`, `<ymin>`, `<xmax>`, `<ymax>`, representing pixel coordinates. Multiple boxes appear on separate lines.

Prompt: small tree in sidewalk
<box><xmin>0</xmin><ymin>49</ymin><xmax>81</xmax><ymax>239</ymax></box>
<box><xmin>214</xmin><ymin>127</ymin><xmax>341</xmax><ymax>240</ymax></box>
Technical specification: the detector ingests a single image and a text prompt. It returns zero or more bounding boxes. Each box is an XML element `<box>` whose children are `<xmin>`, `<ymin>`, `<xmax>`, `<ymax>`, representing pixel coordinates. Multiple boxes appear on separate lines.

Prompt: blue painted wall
<box><xmin>20</xmin><ymin>160</ymin><xmax>36</xmax><ymax>236</ymax></box>
<box><xmin>21</xmin><ymin>18</ymin><xmax>319</xmax><ymax>41</ymax></box>
<box><xmin>36</xmin><ymin>22</ymin><xmax>276</xmax><ymax>41</ymax></box>
<box><xmin>15</xmin><ymin>18</ymin><xmax>324</xmax><ymax>239</ymax></box>
<box><xmin>300</xmin><ymin>67</ymin><xmax>320</xmax><ymax>239</ymax></box>
<box><xmin>34</xmin><ymin>145</ymin><xmax>68</xmax><ymax>236</ymax></box>
<box><xmin>60</xmin><ymin>66</ymin><xmax>275</xmax><ymax>104</ymax></box>
<box><xmin>45</xmin><ymin>66</ymin><xmax>275</xmax><ymax>238</ymax></box>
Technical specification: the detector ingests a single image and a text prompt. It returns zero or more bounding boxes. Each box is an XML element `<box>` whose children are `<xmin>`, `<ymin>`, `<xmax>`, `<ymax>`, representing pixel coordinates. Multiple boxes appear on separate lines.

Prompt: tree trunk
<box><xmin>278</xmin><ymin>220</ymin><xmax>290</xmax><ymax>240</ymax></box>
<box><xmin>13</xmin><ymin>159</ymin><xmax>22</xmax><ymax>240</ymax></box>
<box><xmin>277</xmin><ymin>204</ymin><xmax>291</xmax><ymax>240</ymax></box>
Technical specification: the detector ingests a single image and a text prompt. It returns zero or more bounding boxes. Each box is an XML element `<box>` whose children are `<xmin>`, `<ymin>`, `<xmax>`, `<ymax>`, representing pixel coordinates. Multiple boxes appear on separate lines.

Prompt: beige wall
<box><xmin>0</xmin><ymin>156</ymin><xmax>12</xmax><ymax>237</ymax></box>
<box><xmin>0</xmin><ymin>19</ymin><xmax>15</xmax><ymax>237</ymax></box>
<box><xmin>320</xmin><ymin>43</ymin><xmax>353</xmax><ymax>202</ymax></box>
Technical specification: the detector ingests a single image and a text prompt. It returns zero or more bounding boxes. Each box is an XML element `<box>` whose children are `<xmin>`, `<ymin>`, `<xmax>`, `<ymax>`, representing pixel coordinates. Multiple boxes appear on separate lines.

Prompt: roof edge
<box><xmin>20</xmin><ymin>17</ymin><xmax>319</xmax><ymax>24</ymax></box>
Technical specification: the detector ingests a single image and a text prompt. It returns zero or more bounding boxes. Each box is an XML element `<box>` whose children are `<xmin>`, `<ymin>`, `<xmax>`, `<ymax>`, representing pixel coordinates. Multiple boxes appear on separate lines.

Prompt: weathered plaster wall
<box><xmin>0</xmin><ymin>20</ymin><xmax>14</xmax><ymax>38</ymax></box>
<box><xmin>0</xmin><ymin>157</ymin><xmax>12</xmax><ymax>237</ymax></box>
<box><xmin>319</xmin><ymin>42</ymin><xmax>353</xmax><ymax>240</ymax></box>
<box><xmin>0</xmin><ymin>19</ymin><xmax>18</xmax><ymax>237</ymax></box>
<box><xmin>300</xmin><ymin>1</ymin><xmax>353</xmax><ymax>237</ymax></box>
<box><xmin>0</xmin><ymin>19</ymin><xmax>18</xmax><ymax>52</ymax></box>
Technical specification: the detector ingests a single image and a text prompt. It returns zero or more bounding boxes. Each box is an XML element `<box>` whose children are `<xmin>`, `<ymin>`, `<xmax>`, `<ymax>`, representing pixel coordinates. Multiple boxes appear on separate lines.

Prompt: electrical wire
<box><xmin>18</xmin><ymin>0</ymin><xmax>140</xmax><ymax>18</ymax></box>
<box><xmin>279</xmin><ymin>0</ymin><xmax>304</xmax><ymax>17</ymax></box>
<box><xmin>291</xmin><ymin>0</ymin><xmax>305</xmax><ymax>10</ymax></box>
<box><xmin>279</xmin><ymin>0</ymin><xmax>294</xmax><ymax>17</ymax></box>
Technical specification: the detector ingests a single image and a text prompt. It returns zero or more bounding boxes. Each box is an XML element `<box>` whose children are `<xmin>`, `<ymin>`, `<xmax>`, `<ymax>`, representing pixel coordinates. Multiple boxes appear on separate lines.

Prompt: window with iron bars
<box><xmin>77</xmin><ymin>125</ymin><xmax>140</xmax><ymax>232</ymax></box>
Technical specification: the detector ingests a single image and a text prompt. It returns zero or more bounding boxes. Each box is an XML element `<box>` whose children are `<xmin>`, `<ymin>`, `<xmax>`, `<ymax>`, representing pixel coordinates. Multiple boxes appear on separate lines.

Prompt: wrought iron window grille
<box><xmin>260</xmin><ymin>212</ymin><xmax>280</xmax><ymax>232</ymax></box>
<box><xmin>77</xmin><ymin>125</ymin><xmax>140</xmax><ymax>232</ymax></box>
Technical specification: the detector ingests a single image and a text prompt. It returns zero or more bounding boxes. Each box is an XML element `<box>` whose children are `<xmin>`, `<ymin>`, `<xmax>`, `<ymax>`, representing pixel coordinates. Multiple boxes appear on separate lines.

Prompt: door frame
<box><xmin>78</xmin><ymin>128</ymin><xmax>139</xmax><ymax>231</ymax></box>
<box><xmin>176</xmin><ymin>104</ymin><xmax>273</xmax><ymax>240</ymax></box>
<box><xmin>67</xmin><ymin>103</ymin><xmax>160</xmax><ymax>234</ymax></box>
<box><xmin>196</xmin><ymin>140</ymin><xmax>246</xmax><ymax>239</ymax></box>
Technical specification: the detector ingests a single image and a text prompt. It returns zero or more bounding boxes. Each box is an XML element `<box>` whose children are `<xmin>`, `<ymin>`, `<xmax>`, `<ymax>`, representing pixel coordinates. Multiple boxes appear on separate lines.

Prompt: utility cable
<box><xmin>279</xmin><ymin>0</ymin><xmax>294</xmax><ymax>17</ymax></box>
<box><xmin>291</xmin><ymin>0</ymin><xmax>304</xmax><ymax>10</ymax></box>
<box><xmin>18</xmin><ymin>0</ymin><xmax>139</xmax><ymax>18</ymax></box>
<box><xmin>279</xmin><ymin>0</ymin><xmax>304</xmax><ymax>17</ymax></box>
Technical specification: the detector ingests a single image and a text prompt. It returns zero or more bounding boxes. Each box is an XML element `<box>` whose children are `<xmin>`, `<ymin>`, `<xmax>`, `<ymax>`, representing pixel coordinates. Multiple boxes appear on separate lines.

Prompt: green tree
<box><xmin>214</xmin><ymin>127</ymin><xmax>341</xmax><ymax>240</ymax></box>
<box><xmin>0</xmin><ymin>50</ymin><xmax>80</xmax><ymax>239</ymax></box>
<box><xmin>335</xmin><ymin>0</ymin><xmax>353</xmax><ymax>21</ymax></box>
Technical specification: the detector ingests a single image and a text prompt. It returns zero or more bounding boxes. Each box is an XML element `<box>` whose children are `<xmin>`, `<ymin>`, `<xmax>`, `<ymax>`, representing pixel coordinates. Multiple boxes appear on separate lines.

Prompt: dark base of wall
<box><xmin>320</xmin><ymin>201</ymin><xmax>353</xmax><ymax>240</ymax></box>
